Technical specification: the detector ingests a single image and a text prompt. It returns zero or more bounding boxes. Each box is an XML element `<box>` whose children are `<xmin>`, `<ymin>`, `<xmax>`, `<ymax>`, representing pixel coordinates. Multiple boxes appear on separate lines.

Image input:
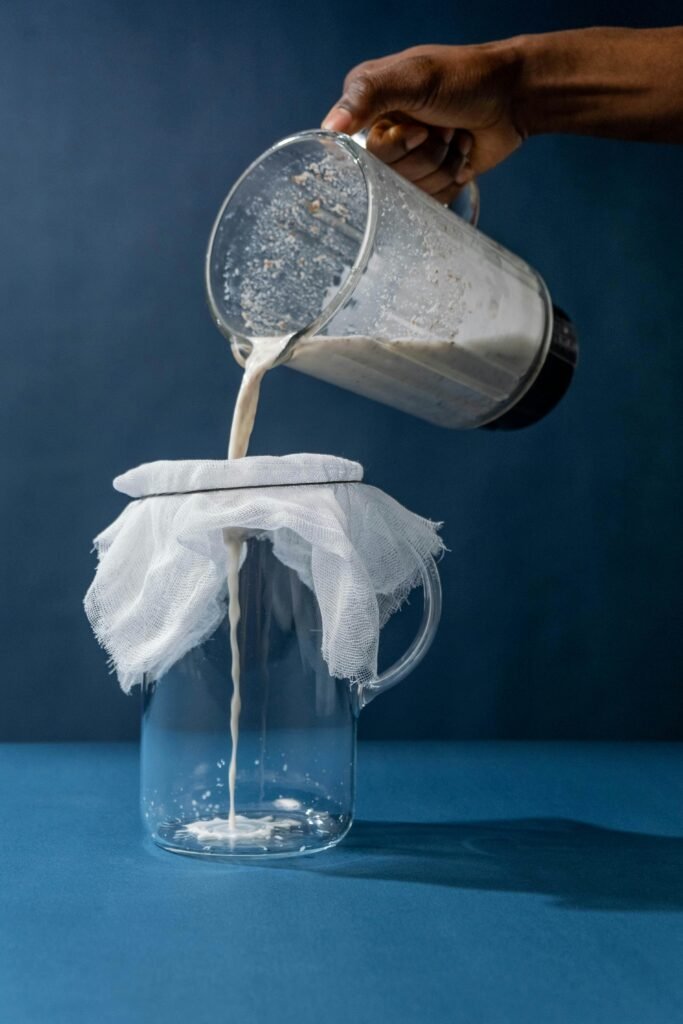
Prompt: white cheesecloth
<box><xmin>84</xmin><ymin>454</ymin><xmax>444</xmax><ymax>692</ymax></box>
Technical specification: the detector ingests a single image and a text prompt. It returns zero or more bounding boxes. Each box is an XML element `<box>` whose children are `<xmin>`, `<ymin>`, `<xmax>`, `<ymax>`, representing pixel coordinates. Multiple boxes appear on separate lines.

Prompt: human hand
<box><xmin>322</xmin><ymin>42</ymin><xmax>525</xmax><ymax>204</ymax></box>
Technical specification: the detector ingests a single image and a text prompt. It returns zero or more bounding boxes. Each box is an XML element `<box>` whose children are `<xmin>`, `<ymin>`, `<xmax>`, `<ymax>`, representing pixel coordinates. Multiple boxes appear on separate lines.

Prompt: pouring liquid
<box><xmin>183</xmin><ymin>337</ymin><xmax>290</xmax><ymax>847</ymax></box>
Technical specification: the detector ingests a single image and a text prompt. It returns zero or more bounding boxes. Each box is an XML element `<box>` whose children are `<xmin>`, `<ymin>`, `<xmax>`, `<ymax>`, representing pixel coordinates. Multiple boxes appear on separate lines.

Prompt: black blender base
<box><xmin>481</xmin><ymin>306</ymin><xmax>578</xmax><ymax>430</ymax></box>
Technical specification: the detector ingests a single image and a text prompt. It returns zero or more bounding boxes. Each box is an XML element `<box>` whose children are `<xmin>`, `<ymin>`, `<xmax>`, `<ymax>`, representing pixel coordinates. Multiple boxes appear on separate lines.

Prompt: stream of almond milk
<box><xmin>183</xmin><ymin>336</ymin><xmax>290</xmax><ymax>846</ymax></box>
<box><xmin>224</xmin><ymin>337</ymin><xmax>290</xmax><ymax>827</ymax></box>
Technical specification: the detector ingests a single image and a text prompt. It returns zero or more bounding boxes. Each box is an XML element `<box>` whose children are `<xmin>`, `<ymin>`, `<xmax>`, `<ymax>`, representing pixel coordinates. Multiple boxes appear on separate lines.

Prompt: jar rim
<box><xmin>205</xmin><ymin>129</ymin><xmax>378</xmax><ymax>367</ymax></box>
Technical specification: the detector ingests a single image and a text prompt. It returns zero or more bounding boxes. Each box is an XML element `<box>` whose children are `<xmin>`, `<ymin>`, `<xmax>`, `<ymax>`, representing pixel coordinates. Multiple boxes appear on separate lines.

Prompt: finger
<box><xmin>388</xmin><ymin>132</ymin><xmax>453</xmax><ymax>182</ymax></box>
<box><xmin>454</xmin><ymin>162</ymin><xmax>475</xmax><ymax>186</ymax></box>
<box><xmin>432</xmin><ymin>182</ymin><xmax>467</xmax><ymax>206</ymax></box>
<box><xmin>413</xmin><ymin>131</ymin><xmax>472</xmax><ymax>194</ymax></box>
<box><xmin>322</xmin><ymin>107</ymin><xmax>355</xmax><ymax>133</ymax></box>
<box><xmin>413</xmin><ymin>166</ymin><xmax>460</xmax><ymax>196</ymax></box>
<box><xmin>366</xmin><ymin>120</ymin><xmax>429</xmax><ymax>163</ymax></box>
<box><xmin>322</xmin><ymin>52</ymin><xmax>448</xmax><ymax>134</ymax></box>
<box><xmin>436</xmin><ymin>127</ymin><xmax>455</xmax><ymax>145</ymax></box>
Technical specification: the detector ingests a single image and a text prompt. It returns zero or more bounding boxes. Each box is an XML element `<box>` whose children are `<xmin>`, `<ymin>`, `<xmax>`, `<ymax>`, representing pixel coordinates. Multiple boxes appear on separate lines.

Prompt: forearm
<box><xmin>511</xmin><ymin>27</ymin><xmax>683</xmax><ymax>143</ymax></box>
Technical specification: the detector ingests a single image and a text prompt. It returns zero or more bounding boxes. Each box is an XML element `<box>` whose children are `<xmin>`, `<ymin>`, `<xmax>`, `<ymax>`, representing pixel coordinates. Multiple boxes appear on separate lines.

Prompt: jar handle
<box><xmin>357</xmin><ymin>556</ymin><xmax>442</xmax><ymax>710</ymax></box>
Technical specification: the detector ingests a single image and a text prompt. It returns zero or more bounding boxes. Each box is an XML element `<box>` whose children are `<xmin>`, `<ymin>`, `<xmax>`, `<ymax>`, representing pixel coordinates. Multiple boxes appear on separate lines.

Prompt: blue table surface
<box><xmin>2</xmin><ymin>742</ymin><xmax>683</xmax><ymax>1024</ymax></box>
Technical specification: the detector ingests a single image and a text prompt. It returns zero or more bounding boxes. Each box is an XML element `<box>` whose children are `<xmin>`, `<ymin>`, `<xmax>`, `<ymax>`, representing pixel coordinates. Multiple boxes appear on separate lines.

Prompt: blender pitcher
<box><xmin>141</xmin><ymin>535</ymin><xmax>441</xmax><ymax>859</ymax></box>
<box><xmin>206</xmin><ymin>129</ymin><xmax>577</xmax><ymax>431</ymax></box>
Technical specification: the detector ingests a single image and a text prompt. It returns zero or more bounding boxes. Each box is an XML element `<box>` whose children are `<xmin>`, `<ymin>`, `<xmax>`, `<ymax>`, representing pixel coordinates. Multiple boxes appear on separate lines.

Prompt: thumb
<box><xmin>322</xmin><ymin>57</ymin><xmax>439</xmax><ymax>134</ymax></box>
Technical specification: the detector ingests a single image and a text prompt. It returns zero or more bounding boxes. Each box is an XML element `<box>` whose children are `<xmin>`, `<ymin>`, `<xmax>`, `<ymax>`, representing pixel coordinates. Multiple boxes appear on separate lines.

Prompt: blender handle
<box><xmin>350</xmin><ymin>130</ymin><xmax>480</xmax><ymax>227</ymax></box>
<box><xmin>358</xmin><ymin>555</ymin><xmax>442</xmax><ymax>710</ymax></box>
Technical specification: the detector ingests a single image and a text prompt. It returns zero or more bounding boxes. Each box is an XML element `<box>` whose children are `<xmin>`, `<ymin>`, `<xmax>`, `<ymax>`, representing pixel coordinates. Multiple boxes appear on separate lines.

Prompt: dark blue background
<box><xmin>1</xmin><ymin>1</ymin><xmax>681</xmax><ymax>740</ymax></box>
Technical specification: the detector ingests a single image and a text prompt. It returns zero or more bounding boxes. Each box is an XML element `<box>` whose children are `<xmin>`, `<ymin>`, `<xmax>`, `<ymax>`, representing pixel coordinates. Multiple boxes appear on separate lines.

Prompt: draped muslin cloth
<box><xmin>84</xmin><ymin>454</ymin><xmax>444</xmax><ymax>692</ymax></box>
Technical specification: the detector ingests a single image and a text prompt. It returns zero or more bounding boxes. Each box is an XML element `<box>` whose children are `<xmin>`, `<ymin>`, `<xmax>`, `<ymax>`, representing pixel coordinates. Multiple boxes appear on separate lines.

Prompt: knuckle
<box><xmin>365</xmin><ymin>122</ymin><xmax>387</xmax><ymax>151</ymax></box>
<box><xmin>344</xmin><ymin>65</ymin><xmax>379</xmax><ymax>107</ymax></box>
<box><xmin>401</xmin><ymin>52</ymin><xmax>443</xmax><ymax>97</ymax></box>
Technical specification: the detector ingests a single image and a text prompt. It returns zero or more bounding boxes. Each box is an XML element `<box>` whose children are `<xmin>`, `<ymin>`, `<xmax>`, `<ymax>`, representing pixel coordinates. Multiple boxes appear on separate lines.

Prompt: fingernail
<box><xmin>322</xmin><ymin>108</ymin><xmax>353</xmax><ymax>133</ymax></box>
<box><xmin>458</xmin><ymin>132</ymin><xmax>473</xmax><ymax>157</ymax></box>
<box><xmin>402</xmin><ymin>126</ymin><xmax>429</xmax><ymax>151</ymax></box>
<box><xmin>455</xmin><ymin>165</ymin><xmax>472</xmax><ymax>186</ymax></box>
<box><xmin>437</xmin><ymin>127</ymin><xmax>455</xmax><ymax>144</ymax></box>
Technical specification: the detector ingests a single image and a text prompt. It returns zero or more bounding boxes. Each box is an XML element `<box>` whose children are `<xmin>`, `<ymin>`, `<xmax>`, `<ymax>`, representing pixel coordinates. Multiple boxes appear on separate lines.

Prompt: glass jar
<box><xmin>141</xmin><ymin>535</ymin><xmax>441</xmax><ymax>859</ymax></box>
